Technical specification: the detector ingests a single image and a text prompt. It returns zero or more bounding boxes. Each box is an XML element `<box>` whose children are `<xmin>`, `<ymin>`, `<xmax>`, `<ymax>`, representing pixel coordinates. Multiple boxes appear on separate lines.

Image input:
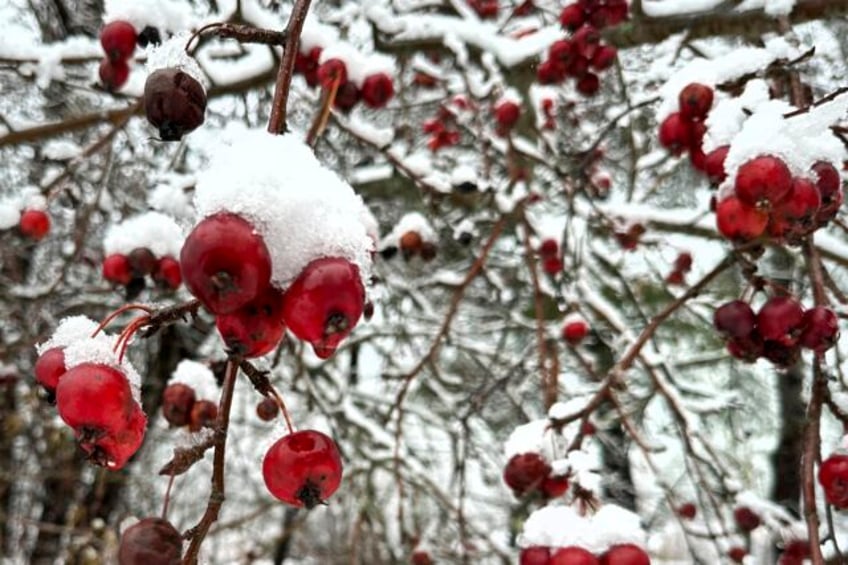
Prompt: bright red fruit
<box><xmin>520</xmin><ymin>546</ymin><xmax>551</xmax><ymax>565</ymax></box>
<box><xmin>180</xmin><ymin>213</ymin><xmax>272</xmax><ymax>315</ymax></box>
<box><xmin>103</xmin><ymin>254</ymin><xmax>133</xmax><ymax>285</ymax></box>
<box><xmin>591</xmin><ymin>45</ymin><xmax>617</xmax><ymax>70</ymax></box>
<box><xmin>757</xmin><ymin>296</ymin><xmax>804</xmax><ymax>347</ymax></box>
<box><xmin>563</xmin><ymin>318</ymin><xmax>589</xmax><ymax>345</ymax></box>
<box><xmin>779</xmin><ymin>540</ymin><xmax>810</xmax><ymax>565</ymax></box>
<box><xmin>674</xmin><ymin>252</ymin><xmax>692</xmax><ymax>272</ymax></box>
<box><xmin>262</xmin><ymin>429</ymin><xmax>343</xmax><ymax>508</ymax></box>
<box><xmin>503</xmin><ymin>452</ymin><xmax>550</xmax><ymax>496</ymax></box>
<box><xmin>19</xmin><ymin>209</ymin><xmax>50</xmax><ymax>240</ymax></box>
<box><xmin>714</xmin><ymin>300</ymin><xmax>756</xmax><ymax>339</ymax></box>
<box><xmin>99</xmin><ymin>58</ymin><xmax>130</xmax><ymax>91</ymax></box>
<box><xmin>733</xmin><ymin>506</ymin><xmax>761</xmax><ymax>531</ymax></box>
<box><xmin>734</xmin><ymin>155</ymin><xmax>792</xmax><ymax>206</ymax></box>
<box><xmin>34</xmin><ymin>347</ymin><xmax>66</xmax><ymax>394</ymax></box>
<box><xmin>727</xmin><ymin>547</ymin><xmax>747</xmax><ymax>563</ymax></box>
<box><xmin>537</xmin><ymin>59</ymin><xmax>567</xmax><ymax>84</ymax></box>
<box><xmin>295</xmin><ymin>47</ymin><xmax>322</xmax><ymax>87</ymax></box>
<box><xmin>599</xmin><ymin>544</ymin><xmax>650</xmax><ymax>565</ymax></box>
<box><xmin>658</xmin><ymin>113</ymin><xmax>691</xmax><ymax>155</ymax></box>
<box><xmin>774</xmin><ymin>177</ymin><xmax>821</xmax><ymax>230</ymax></box>
<box><xmin>494</xmin><ymin>100</ymin><xmax>521</xmax><ymax>130</ymax></box>
<box><xmin>118</xmin><ymin>517</ymin><xmax>183</xmax><ymax>565</ymax></box>
<box><xmin>543</xmin><ymin>256</ymin><xmax>564</xmax><ymax>275</ymax></box>
<box><xmin>317</xmin><ymin>58</ymin><xmax>347</xmax><ymax>87</ymax></box>
<box><xmin>819</xmin><ymin>453</ymin><xmax>848</xmax><ymax>508</ymax></box>
<box><xmin>361</xmin><ymin>73</ymin><xmax>394</xmax><ymax>108</ymax></box>
<box><xmin>539</xmin><ymin>238</ymin><xmax>558</xmax><ymax>257</ymax></box>
<box><xmin>282</xmin><ymin>257</ymin><xmax>365</xmax><ymax>359</ymax></box>
<box><xmin>813</xmin><ymin>160</ymin><xmax>843</xmax><ymax>224</ymax></box>
<box><xmin>153</xmin><ymin>256</ymin><xmax>182</xmax><ymax>289</ymax></box>
<box><xmin>715</xmin><ymin>196</ymin><xmax>768</xmax><ymax>241</ymax></box>
<box><xmin>704</xmin><ymin>145</ymin><xmax>729</xmax><ymax>184</ymax></box>
<box><xmin>678</xmin><ymin>83</ymin><xmax>713</xmax><ymax>121</ymax></box>
<box><xmin>572</xmin><ymin>25</ymin><xmax>601</xmax><ymax>59</ymax></box>
<box><xmin>677</xmin><ymin>502</ymin><xmax>697</xmax><ymax>519</ymax></box>
<box><xmin>551</xmin><ymin>546</ymin><xmax>599</xmax><ymax>565</ymax></box>
<box><xmin>541</xmin><ymin>474</ymin><xmax>569</xmax><ymax>498</ymax></box>
<box><xmin>559</xmin><ymin>4</ymin><xmax>585</xmax><ymax>30</ymax></box>
<box><xmin>161</xmin><ymin>383</ymin><xmax>196</xmax><ymax>427</ymax></box>
<box><xmin>576</xmin><ymin>73</ymin><xmax>601</xmax><ymax>96</ymax></box>
<box><xmin>215</xmin><ymin>286</ymin><xmax>286</xmax><ymax>358</ymax></box>
<box><xmin>100</xmin><ymin>21</ymin><xmax>137</xmax><ymax>62</ymax></box>
<box><xmin>799</xmin><ymin>306</ymin><xmax>839</xmax><ymax>353</ymax></box>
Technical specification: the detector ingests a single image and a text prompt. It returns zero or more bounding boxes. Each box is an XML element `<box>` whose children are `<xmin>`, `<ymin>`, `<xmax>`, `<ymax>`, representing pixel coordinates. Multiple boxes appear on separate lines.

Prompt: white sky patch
<box><xmin>103</xmin><ymin>211</ymin><xmax>185</xmax><ymax>258</ymax></box>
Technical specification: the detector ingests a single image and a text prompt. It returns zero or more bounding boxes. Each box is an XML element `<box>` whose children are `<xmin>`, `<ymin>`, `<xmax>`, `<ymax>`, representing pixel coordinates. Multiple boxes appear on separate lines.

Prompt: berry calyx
<box><xmin>103</xmin><ymin>254</ymin><xmax>133</xmax><ymax>286</ymax></box>
<box><xmin>819</xmin><ymin>453</ymin><xmax>848</xmax><ymax>509</ymax></box>
<box><xmin>282</xmin><ymin>257</ymin><xmax>365</xmax><ymax>359</ymax></box>
<box><xmin>520</xmin><ymin>546</ymin><xmax>551</xmax><ymax>565</ymax></box>
<box><xmin>19</xmin><ymin>209</ymin><xmax>50</xmax><ymax>240</ymax></box>
<box><xmin>678</xmin><ymin>83</ymin><xmax>713</xmax><ymax>121</ymax></box>
<box><xmin>262</xmin><ymin>430</ymin><xmax>343</xmax><ymax>508</ymax></box>
<box><xmin>503</xmin><ymin>452</ymin><xmax>550</xmax><ymax>496</ymax></box>
<box><xmin>99</xmin><ymin>58</ymin><xmax>130</xmax><ymax>91</ymax></box>
<box><xmin>361</xmin><ymin>73</ymin><xmax>395</xmax><ymax>108</ymax></box>
<box><xmin>161</xmin><ymin>383</ymin><xmax>196</xmax><ymax>427</ymax></box>
<box><xmin>215</xmin><ymin>286</ymin><xmax>286</xmax><ymax>358</ymax></box>
<box><xmin>550</xmin><ymin>546</ymin><xmax>599</xmax><ymax>565</ymax></box>
<box><xmin>734</xmin><ymin>155</ymin><xmax>792</xmax><ymax>207</ymax></box>
<box><xmin>180</xmin><ymin>213</ymin><xmax>272</xmax><ymax>315</ymax></box>
<box><xmin>118</xmin><ymin>517</ymin><xmax>183</xmax><ymax>565</ymax></box>
<box><xmin>144</xmin><ymin>68</ymin><xmax>207</xmax><ymax>141</ymax></box>
<box><xmin>599</xmin><ymin>544</ymin><xmax>650</xmax><ymax>565</ymax></box>
<box><xmin>100</xmin><ymin>21</ymin><xmax>137</xmax><ymax>62</ymax></box>
<box><xmin>34</xmin><ymin>347</ymin><xmax>66</xmax><ymax>395</ymax></box>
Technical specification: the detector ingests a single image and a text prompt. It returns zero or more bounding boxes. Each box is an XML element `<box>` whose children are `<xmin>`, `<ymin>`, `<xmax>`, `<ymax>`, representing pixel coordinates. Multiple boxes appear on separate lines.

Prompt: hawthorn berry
<box><xmin>813</xmin><ymin>160</ymin><xmax>843</xmax><ymax>224</ymax></box>
<box><xmin>734</xmin><ymin>155</ymin><xmax>793</xmax><ymax>207</ymax></box>
<box><xmin>798</xmin><ymin>306</ymin><xmax>839</xmax><ymax>353</ymax></box>
<box><xmin>543</xmin><ymin>256</ymin><xmax>564</xmax><ymax>275</ymax></box>
<box><xmin>677</xmin><ymin>502</ymin><xmax>697</xmax><ymax>520</ymax></box>
<box><xmin>757</xmin><ymin>296</ymin><xmax>804</xmax><ymax>347</ymax></box>
<box><xmin>295</xmin><ymin>47</ymin><xmax>322</xmax><ymax>87</ymax></box>
<box><xmin>536</xmin><ymin>59</ymin><xmax>567</xmax><ymax>85</ymax></box>
<box><xmin>727</xmin><ymin>547</ymin><xmax>747</xmax><ymax>563</ymax></box>
<box><xmin>282</xmin><ymin>257</ymin><xmax>365</xmax><ymax>359</ymax></box>
<box><xmin>572</xmin><ymin>25</ymin><xmax>601</xmax><ymax>59</ymax></box>
<box><xmin>678</xmin><ymin>83</ymin><xmax>713</xmax><ymax>121</ymax></box>
<box><xmin>539</xmin><ymin>238</ymin><xmax>558</xmax><ymax>257</ymax></box>
<box><xmin>704</xmin><ymin>145</ymin><xmax>729</xmax><ymax>184</ymax></box>
<box><xmin>541</xmin><ymin>474</ymin><xmax>569</xmax><ymax>498</ymax></box>
<box><xmin>189</xmin><ymin>400</ymin><xmax>218</xmax><ymax>432</ymax></box>
<box><xmin>658</xmin><ymin>113</ymin><xmax>692</xmax><ymax>155</ymax></box>
<box><xmin>779</xmin><ymin>540</ymin><xmax>810</xmax><ymax>565</ymax></box>
<box><xmin>161</xmin><ymin>383</ymin><xmax>196</xmax><ymax>427</ymax></box>
<box><xmin>153</xmin><ymin>256</ymin><xmax>182</xmax><ymax>290</ymax></box>
<box><xmin>733</xmin><ymin>506</ymin><xmax>761</xmax><ymax>532</ymax></box>
<box><xmin>411</xmin><ymin>549</ymin><xmax>433</xmax><ymax>565</ymax></box>
<box><xmin>819</xmin><ymin>453</ymin><xmax>848</xmax><ymax>508</ymax></box>
<box><xmin>100</xmin><ymin>21</ymin><xmax>137</xmax><ymax>62</ymax></box>
<box><xmin>599</xmin><ymin>544</ymin><xmax>650</xmax><ymax>565</ymax></box>
<box><xmin>318</xmin><ymin>59</ymin><xmax>347</xmax><ymax>88</ymax></box>
<box><xmin>576</xmin><ymin>73</ymin><xmax>601</xmax><ymax>96</ymax></box>
<box><xmin>550</xmin><ymin>546</ymin><xmax>599</xmax><ymax>565</ymax></box>
<box><xmin>591</xmin><ymin>45</ymin><xmax>617</xmax><ymax>71</ymax></box>
<box><xmin>256</xmin><ymin>397</ymin><xmax>279</xmax><ymax>422</ymax></box>
<box><xmin>361</xmin><ymin>73</ymin><xmax>394</xmax><ymax>108</ymax></box>
<box><xmin>503</xmin><ymin>452</ymin><xmax>550</xmax><ymax>496</ymax></box>
<box><xmin>494</xmin><ymin>100</ymin><xmax>521</xmax><ymax>130</ymax></box>
<box><xmin>215</xmin><ymin>286</ymin><xmax>287</xmax><ymax>358</ymax></box>
<box><xmin>714</xmin><ymin>300</ymin><xmax>756</xmax><ymax>340</ymax></box>
<box><xmin>774</xmin><ymin>177</ymin><xmax>821</xmax><ymax>232</ymax></box>
<box><xmin>562</xmin><ymin>317</ymin><xmax>589</xmax><ymax>345</ymax></box>
<box><xmin>128</xmin><ymin>247</ymin><xmax>157</xmax><ymax>278</ymax></box>
<box><xmin>262</xmin><ymin>429</ymin><xmax>343</xmax><ymax>508</ymax></box>
<box><xmin>520</xmin><ymin>546</ymin><xmax>551</xmax><ymax>565</ymax></box>
<box><xmin>144</xmin><ymin>68</ymin><xmax>207</xmax><ymax>141</ymax></box>
<box><xmin>180</xmin><ymin>213</ymin><xmax>272</xmax><ymax>315</ymax></box>
<box><xmin>118</xmin><ymin>517</ymin><xmax>183</xmax><ymax>565</ymax></box>
<box><xmin>559</xmin><ymin>4</ymin><xmax>585</xmax><ymax>30</ymax></box>
<box><xmin>34</xmin><ymin>347</ymin><xmax>66</xmax><ymax>395</ymax></box>
<box><xmin>103</xmin><ymin>254</ymin><xmax>133</xmax><ymax>286</ymax></box>
<box><xmin>334</xmin><ymin>81</ymin><xmax>361</xmax><ymax>112</ymax></box>
<box><xmin>99</xmin><ymin>58</ymin><xmax>130</xmax><ymax>91</ymax></box>
<box><xmin>19</xmin><ymin>209</ymin><xmax>50</xmax><ymax>240</ymax></box>
<box><xmin>715</xmin><ymin>196</ymin><xmax>768</xmax><ymax>241</ymax></box>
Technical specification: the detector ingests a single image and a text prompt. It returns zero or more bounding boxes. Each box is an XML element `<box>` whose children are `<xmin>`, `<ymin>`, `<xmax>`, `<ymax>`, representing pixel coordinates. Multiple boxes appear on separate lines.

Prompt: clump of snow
<box><xmin>36</xmin><ymin>316</ymin><xmax>100</xmax><ymax>354</ymax></box>
<box><xmin>43</xmin><ymin>140</ymin><xmax>81</xmax><ymax>161</ymax></box>
<box><xmin>496</xmin><ymin>87</ymin><xmax>522</xmax><ymax>107</ymax></box>
<box><xmin>380</xmin><ymin>212</ymin><xmax>438</xmax><ymax>250</ymax></box>
<box><xmin>300</xmin><ymin>19</ymin><xmax>339</xmax><ymax>53</ymax></box>
<box><xmin>103</xmin><ymin>0</ymin><xmax>195</xmax><ymax>36</ymax></box>
<box><xmin>0</xmin><ymin>199</ymin><xmax>21</xmax><ymax>229</ymax></box>
<box><xmin>148</xmin><ymin>181</ymin><xmax>194</xmax><ymax>219</ymax></box>
<box><xmin>703</xmin><ymin>79</ymin><xmax>770</xmax><ymax>150</ymax></box>
<box><xmin>170</xmin><ymin>359</ymin><xmax>219</xmax><ymax>402</ymax></box>
<box><xmin>103</xmin><ymin>211</ymin><xmax>185</xmax><ymax>258</ymax></box>
<box><xmin>563</xmin><ymin>312</ymin><xmax>586</xmax><ymax>327</ymax></box>
<box><xmin>146</xmin><ymin>33</ymin><xmax>208</xmax><ymax>90</ymax></box>
<box><xmin>504</xmin><ymin>418</ymin><xmax>556</xmax><ymax>460</ymax></box>
<box><xmin>193</xmin><ymin>127</ymin><xmax>374</xmax><ymax>291</ymax></box>
<box><xmin>518</xmin><ymin>503</ymin><xmax>646</xmax><ymax>553</ymax></box>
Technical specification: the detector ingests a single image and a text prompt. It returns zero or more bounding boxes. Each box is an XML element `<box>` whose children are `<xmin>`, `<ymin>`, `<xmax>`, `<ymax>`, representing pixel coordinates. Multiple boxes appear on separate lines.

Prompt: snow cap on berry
<box><xmin>169</xmin><ymin>359</ymin><xmax>219</xmax><ymax>402</ymax></box>
<box><xmin>145</xmin><ymin>33</ymin><xmax>208</xmax><ymax>90</ymax></box>
<box><xmin>103</xmin><ymin>211</ymin><xmax>185</xmax><ymax>258</ymax></box>
<box><xmin>318</xmin><ymin>43</ymin><xmax>395</xmax><ymax>88</ymax></box>
<box><xmin>382</xmin><ymin>212</ymin><xmax>438</xmax><ymax>251</ymax></box>
<box><xmin>0</xmin><ymin>187</ymin><xmax>46</xmax><ymax>229</ymax></box>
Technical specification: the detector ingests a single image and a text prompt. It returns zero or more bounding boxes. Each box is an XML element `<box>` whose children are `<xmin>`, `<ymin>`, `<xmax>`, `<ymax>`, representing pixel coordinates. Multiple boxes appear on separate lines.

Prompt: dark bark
<box><xmin>771</xmin><ymin>363</ymin><xmax>805</xmax><ymax>514</ymax></box>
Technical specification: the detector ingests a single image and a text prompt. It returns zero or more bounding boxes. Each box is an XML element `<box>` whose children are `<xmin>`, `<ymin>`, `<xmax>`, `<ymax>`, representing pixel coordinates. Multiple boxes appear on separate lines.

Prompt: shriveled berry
<box><xmin>136</xmin><ymin>26</ymin><xmax>162</xmax><ymax>48</ymax></box>
<box><xmin>262</xmin><ymin>430</ymin><xmax>343</xmax><ymax>508</ymax></box>
<box><xmin>144</xmin><ymin>68</ymin><xmax>207</xmax><ymax>141</ymax></box>
<box><xmin>334</xmin><ymin>81</ymin><xmax>361</xmax><ymax>112</ymax></box>
<box><xmin>161</xmin><ymin>383</ymin><xmax>196</xmax><ymax>427</ymax></box>
<box><xmin>256</xmin><ymin>397</ymin><xmax>279</xmax><ymax>422</ymax></box>
<box><xmin>118</xmin><ymin>517</ymin><xmax>182</xmax><ymax>565</ymax></box>
<box><xmin>128</xmin><ymin>247</ymin><xmax>157</xmax><ymax>277</ymax></box>
<box><xmin>188</xmin><ymin>400</ymin><xmax>218</xmax><ymax>432</ymax></box>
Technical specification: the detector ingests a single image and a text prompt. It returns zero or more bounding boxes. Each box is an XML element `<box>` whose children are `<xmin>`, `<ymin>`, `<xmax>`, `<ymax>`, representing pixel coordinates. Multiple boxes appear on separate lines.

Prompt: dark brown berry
<box><xmin>144</xmin><ymin>68</ymin><xmax>207</xmax><ymax>141</ymax></box>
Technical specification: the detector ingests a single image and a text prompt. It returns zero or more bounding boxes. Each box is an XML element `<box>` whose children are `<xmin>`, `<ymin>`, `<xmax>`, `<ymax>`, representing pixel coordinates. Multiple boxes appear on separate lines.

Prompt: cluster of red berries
<box><xmin>819</xmin><ymin>451</ymin><xmax>848</xmax><ymax>509</ymax></box>
<box><xmin>423</xmin><ymin>105</ymin><xmax>462</xmax><ymax>152</ymax></box>
<box><xmin>665</xmin><ymin>251</ymin><xmax>692</xmax><ymax>286</ymax></box>
<box><xmin>293</xmin><ymin>48</ymin><xmax>394</xmax><ymax>112</ymax></box>
<box><xmin>520</xmin><ymin>543</ymin><xmax>650</xmax><ymax>565</ymax></box>
<box><xmin>538</xmin><ymin>238</ymin><xmax>563</xmax><ymax>275</ymax></box>
<box><xmin>562</xmin><ymin>314</ymin><xmax>590</xmax><ymax>345</ymax></box>
<box><xmin>35</xmin><ymin>349</ymin><xmax>146</xmax><ymax>470</ymax></box>
<box><xmin>118</xmin><ymin>517</ymin><xmax>182</xmax><ymax>564</ymax></box>
<box><xmin>161</xmin><ymin>382</ymin><xmax>218</xmax><ymax>432</ymax></box>
<box><xmin>18</xmin><ymin>209</ymin><xmax>50</xmax><ymax>241</ymax></box>
<box><xmin>103</xmin><ymin>247</ymin><xmax>181</xmax><ymax>295</ymax></box>
<box><xmin>503</xmin><ymin>452</ymin><xmax>570</xmax><ymax>499</ymax></box>
<box><xmin>262</xmin><ymin>429</ymin><xmax>343</xmax><ymax>508</ymax></box>
<box><xmin>658</xmin><ymin>83</ymin><xmax>713</xmax><ymax>165</ymax></box>
<box><xmin>716</xmin><ymin>155</ymin><xmax>842</xmax><ymax>244</ymax></box>
<box><xmin>98</xmin><ymin>21</ymin><xmax>138</xmax><ymax>91</ymax></box>
<box><xmin>180</xmin><ymin>212</ymin><xmax>365</xmax><ymax>359</ymax></box>
<box><xmin>468</xmin><ymin>0</ymin><xmax>499</xmax><ymax>18</ymax></box>
<box><xmin>613</xmin><ymin>222</ymin><xmax>645</xmax><ymax>251</ymax></box>
<box><xmin>536</xmin><ymin>1</ymin><xmax>626</xmax><ymax>94</ymax></box>
<box><xmin>714</xmin><ymin>297</ymin><xmax>838</xmax><ymax>366</ymax></box>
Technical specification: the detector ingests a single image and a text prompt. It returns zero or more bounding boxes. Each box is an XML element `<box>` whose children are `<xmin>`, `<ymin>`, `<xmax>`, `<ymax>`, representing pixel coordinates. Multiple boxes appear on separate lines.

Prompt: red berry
<box><xmin>799</xmin><ymin>306</ymin><xmax>839</xmax><ymax>353</ymax></box>
<box><xmin>128</xmin><ymin>247</ymin><xmax>157</xmax><ymax>278</ymax></box>
<box><xmin>819</xmin><ymin>453</ymin><xmax>848</xmax><ymax>509</ymax></box>
<box><xmin>813</xmin><ymin>160</ymin><xmax>843</xmax><ymax>224</ymax></box>
<box><xmin>411</xmin><ymin>550</ymin><xmax>433</xmax><ymax>565</ymax></box>
<box><xmin>100</xmin><ymin>21</ymin><xmax>137</xmax><ymax>62</ymax></box>
<box><xmin>34</xmin><ymin>347</ymin><xmax>66</xmax><ymax>394</ymax></box>
<box><xmin>727</xmin><ymin>547</ymin><xmax>747</xmax><ymax>563</ymax></box>
<box><xmin>714</xmin><ymin>300</ymin><xmax>756</xmax><ymax>339</ymax></box>
<box><xmin>295</xmin><ymin>47</ymin><xmax>322</xmax><ymax>88</ymax></box>
<box><xmin>715</xmin><ymin>196</ymin><xmax>768</xmax><ymax>241</ymax></box>
<box><xmin>161</xmin><ymin>383</ymin><xmax>196</xmax><ymax>427</ymax></box>
<box><xmin>361</xmin><ymin>73</ymin><xmax>394</xmax><ymax>108</ymax></box>
<box><xmin>576</xmin><ymin>73</ymin><xmax>601</xmax><ymax>96</ymax></box>
<box><xmin>539</xmin><ymin>238</ymin><xmax>558</xmax><ymax>257</ymax></box>
<box><xmin>103</xmin><ymin>254</ymin><xmax>133</xmax><ymax>285</ymax></box>
<box><xmin>118</xmin><ymin>517</ymin><xmax>183</xmax><ymax>565</ymax></box>
<box><xmin>180</xmin><ymin>213</ymin><xmax>272</xmax><ymax>315</ymax></box>
<box><xmin>471</xmin><ymin>0</ymin><xmax>499</xmax><ymax>19</ymax></box>
<box><xmin>559</xmin><ymin>4</ymin><xmax>585</xmax><ymax>30</ymax></box>
<box><xmin>551</xmin><ymin>546</ymin><xmax>599</xmax><ymax>565</ymax></box>
<box><xmin>99</xmin><ymin>58</ymin><xmax>130</xmax><ymax>91</ymax></box>
<box><xmin>19</xmin><ymin>209</ymin><xmax>50</xmax><ymax>240</ymax></box>
<box><xmin>678</xmin><ymin>83</ymin><xmax>713</xmax><ymax>121</ymax></box>
<box><xmin>673</xmin><ymin>252</ymin><xmax>693</xmax><ymax>272</ymax></box>
<box><xmin>503</xmin><ymin>452</ymin><xmax>550</xmax><ymax>496</ymax></box>
<box><xmin>153</xmin><ymin>256</ymin><xmax>182</xmax><ymax>290</ymax></box>
<box><xmin>563</xmin><ymin>318</ymin><xmax>589</xmax><ymax>345</ymax></box>
<box><xmin>677</xmin><ymin>502</ymin><xmax>697</xmax><ymax>519</ymax></box>
<box><xmin>334</xmin><ymin>81</ymin><xmax>361</xmax><ymax>112</ymax></box>
<box><xmin>256</xmin><ymin>397</ymin><xmax>279</xmax><ymax>422</ymax></box>
<box><xmin>262</xmin><ymin>430</ymin><xmax>343</xmax><ymax>508</ymax></box>
<box><xmin>704</xmin><ymin>145</ymin><xmax>730</xmax><ymax>184</ymax></box>
<box><xmin>318</xmin><ymin>58</ymin><xmax>347</xmax><ymax>88</ymax></box>
<box><xmin>282</xmin><ymin>257</ymin><xmax>365</xmax><ymax>359</ymax></box>
<box><xmin>572</xmin><ymin>25</ymin><xmax>601</xmax><ymax>59</ymax></box>
<box><xmin>188</xmin><ymin>400</ymin><xmax>218</xmax><ymax>432</ymax></box>
<box><xmin>494</xmin><ymin>100</ymin><xmax>521</xmax><ymax>130</ymax></box>
<box><xmin>774</xmin><ymin>177</ymin><xmax>821</xmax><ymax>230</ymax></box>
<box><xmin>757</xmin><ymin>296</ymin><xmax>804</xmax><ymax>347</ymax></box>
<box><xmin>591</xmin><ymin>45</ymin><xmax>617</xmax><ymax>70</ymax></box>
<box><xmin>727</xmin><ymin>333</ymin><xmax>764</xmax><ymax>362</ymax></box>
<box><xmin>549</xmin><ymin>40</ymin><xmax>574</xmax><ymax>64</ymax></box>
<box><xmin>520</xmin><ymin>546</ymin><xmax>551</xmax><ymax>565</ymax></box>
<box><xmin>734</xmin><ymin>155</ymin><xmax>793</xmax><ymax>207</ymax></box>
<box><xmin>215</xmin><ymin>286</ymin><xmax>287</xmax><ymax>358</ymax></box>
<box><xmin>780</xmin><ymin>540</ymin><xmax>810</xmax><ymax>564</ymax></box>
<box><xmin>536</xmin><ymin>58</ymin><xmax>567</xmax><ymax>84</ymax></box>
<box><xmin>599</xmin><ymin>544</ymin><xmax>650</xmax><ymax>565</ymax></box>
<box><xmin>543</xmin><ymin>256</ymin><xmax>563</xmax><ymax>275</ymax></box>
<box><xmin>733</xmin><ymin>506</ymin><xmax>761</xmax><ymax>531</ymax></box>
<box><xmin>541</xmin><ymin>474</ymin><xmax>569</xmax><ymax>498</ymax></box>
<box><xmin>658</xmin><ymin>113</ymin><xmax>692</xmax><ymax>155</ymax></box>
<box><xmin>144</xmin><ymin>68</ymin><xmax>207</xmax><ymax>141</ymax></box>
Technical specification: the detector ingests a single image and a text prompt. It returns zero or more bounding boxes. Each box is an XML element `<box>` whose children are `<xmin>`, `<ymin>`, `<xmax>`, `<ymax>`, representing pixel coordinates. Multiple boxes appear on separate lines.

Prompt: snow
<box><xmin>103</xmin><ymin>211</ymin><xmax>185</xmax><ymax>258</ymax></box>
<box><xmin>170</xmin><ymin>359</ymin><xmax>219</xmax><ymax>402</ymax></box>
<box><xmin>518</xmin><ymin>503</ymin><xmax>646</xmax><ymax>553</ymax></box>
<box><xmin>381</xmin><ymin>211</ymin><xmax>438</xmax><ymax>250</ymax></box>
<box><xmin>642</xmin><ymin>0</ymin><xmax>795</xmax><ymax>17</ymax></box>
<box><xmin>146</xmin><ymin>33</ymin><xmax>208</xmax><ymax>90</ymax></box>
<box><xmin>193</xmin><ymin>126</ymin><xmax>374</xmax><ymax>291</ymax></box>
<box><xmin>0</xmin><ymin>201</ymin><xmax>19</xmax><ymax>230</ymax></box>
<box><xmin>148</xmin><ymin>180</ymin><xmax>194</xmax><ymax>219</ymax></box>
<box><xmin>103</xmin><ymin>0</ymin><xmax>196</xmax><ymax>36</ymax></box>
<box><xmin>318</xmin><ymin>43</ymin><xmax>396</xmax><ymax>88</ymax></box>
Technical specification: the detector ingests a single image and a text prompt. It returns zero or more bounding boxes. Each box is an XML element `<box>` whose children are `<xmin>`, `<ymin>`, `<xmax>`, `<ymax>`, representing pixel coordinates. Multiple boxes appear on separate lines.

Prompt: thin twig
<box><xmin>267</xmin><ymin>0</ymin><xmax>313</xmax><ymax>134</ymax></box>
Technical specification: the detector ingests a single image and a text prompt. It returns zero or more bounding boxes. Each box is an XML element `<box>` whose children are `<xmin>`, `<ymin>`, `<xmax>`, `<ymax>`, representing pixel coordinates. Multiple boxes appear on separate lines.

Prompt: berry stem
<box><xmin>161</xmin><ymin>471</ymin><xmax>176</xmax><ymax>520</ymax></box>
<box><xmin>267</xmin><ymin>0</ymin><xmax>313</xmax><ymax>135</ymax></box>
<box><xmin>306</xmin><ymin>74</ymin><xmax>342</xmax><ymax>147</ymax></box>
<box><xmin>268</xmin><ymin>388</ymin><xmax>295</xmax><ymax>434</ymax></box>
<box><xmin>91</xmin><ymin>303</ymin><xmax>153</xmax><ymax>337</ymax></box>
